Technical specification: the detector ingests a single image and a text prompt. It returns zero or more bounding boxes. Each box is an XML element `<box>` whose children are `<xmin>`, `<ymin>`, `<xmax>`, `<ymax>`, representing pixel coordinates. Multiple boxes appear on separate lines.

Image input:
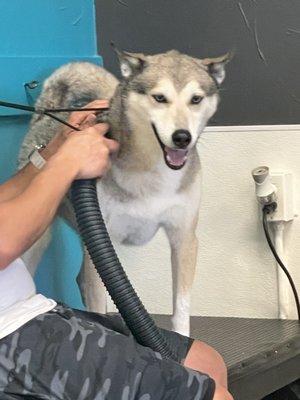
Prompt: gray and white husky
<box><xmin>19</xmin><ymin>49</ymin><xmax>229</xmax><ymax>336</ymax></box>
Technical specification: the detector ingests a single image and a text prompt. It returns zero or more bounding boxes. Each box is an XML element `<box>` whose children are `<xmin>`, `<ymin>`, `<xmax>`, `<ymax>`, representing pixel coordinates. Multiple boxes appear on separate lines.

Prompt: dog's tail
<box><xmin>18</xmin><ymin>62</ymin><xmax>118</xmax><ymax>168</ymax></box>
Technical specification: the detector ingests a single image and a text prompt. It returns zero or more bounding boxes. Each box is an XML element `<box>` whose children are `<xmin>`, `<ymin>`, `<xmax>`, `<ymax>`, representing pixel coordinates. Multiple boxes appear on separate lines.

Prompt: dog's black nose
<box><xmin>172</xmin><ymin>129</ymin><xmax>192</xmax><ymax>148</ymax></box>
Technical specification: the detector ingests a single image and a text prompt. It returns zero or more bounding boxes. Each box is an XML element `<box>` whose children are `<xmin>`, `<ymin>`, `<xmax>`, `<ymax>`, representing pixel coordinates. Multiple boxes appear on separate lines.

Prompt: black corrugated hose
<box><xmin>71</xmin><ymin>179</ymin><xmax>177</xmax><ymax>361</ymax></box>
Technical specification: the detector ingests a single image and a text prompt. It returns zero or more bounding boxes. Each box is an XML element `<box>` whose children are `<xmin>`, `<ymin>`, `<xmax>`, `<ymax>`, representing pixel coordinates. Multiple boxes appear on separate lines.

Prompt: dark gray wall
<box><xmin>95</xmin><ymin>0</ymin><xmax>300</xmax><ymax>126</ymax></box>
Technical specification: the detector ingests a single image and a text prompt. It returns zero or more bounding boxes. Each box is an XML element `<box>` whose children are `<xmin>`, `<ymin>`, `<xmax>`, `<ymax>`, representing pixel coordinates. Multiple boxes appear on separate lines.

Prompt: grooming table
<box><xmin>153</xmin><ymin>316</ymin><xmax>300</xmax><ymax>400</ymax></box>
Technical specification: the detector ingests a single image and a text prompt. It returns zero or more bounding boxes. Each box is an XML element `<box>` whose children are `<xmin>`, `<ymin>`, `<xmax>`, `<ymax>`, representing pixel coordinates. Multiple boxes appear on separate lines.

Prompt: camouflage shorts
<box><xmin>0</xmin><ymin>304</ymin><xmax>215</xmax><ymax>399</ymax></box>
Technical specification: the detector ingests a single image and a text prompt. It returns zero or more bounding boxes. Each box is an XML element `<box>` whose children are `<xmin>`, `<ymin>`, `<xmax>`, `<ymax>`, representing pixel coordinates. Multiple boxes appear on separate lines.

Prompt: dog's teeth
<box><xmin>166</xmin><ymin>154</ymin><xmax>187</xmax><ymax>166</ymax></box>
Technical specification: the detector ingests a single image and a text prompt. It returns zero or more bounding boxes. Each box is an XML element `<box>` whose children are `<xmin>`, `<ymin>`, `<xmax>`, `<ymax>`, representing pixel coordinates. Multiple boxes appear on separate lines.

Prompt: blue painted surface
<box><xmin>0</xmin><ymin>0</ymin><xmax>102</xmax><ymax>309</ymax></box>
<box><xmin>0</xmin><ymin>0</ymin><xmax>97</xmax><ymax>56</ymax></box>
<box><xmin>0</xmin><ymin>56</ymin><xmax>102</xmax><ymax>116</ymax></box>
<box><xmin>34</xmin><ymin>219</ymin><xmax>84</xmax><ymax>308</ymax></box>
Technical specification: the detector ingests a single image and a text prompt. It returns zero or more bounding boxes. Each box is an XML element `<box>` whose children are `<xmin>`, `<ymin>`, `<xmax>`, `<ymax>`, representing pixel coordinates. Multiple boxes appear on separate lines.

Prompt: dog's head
<box><xmin>114</xmin><ymin>49</ymin><xmax>231</xmax><ymax>170</ymax></box>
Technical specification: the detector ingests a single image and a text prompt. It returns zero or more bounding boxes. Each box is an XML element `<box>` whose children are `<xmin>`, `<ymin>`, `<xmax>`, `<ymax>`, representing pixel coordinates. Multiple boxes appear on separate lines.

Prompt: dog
<box><xmin>19</xmin><ymin>49</ymin><xmax>229</xmax><ymax>336</ymax></box>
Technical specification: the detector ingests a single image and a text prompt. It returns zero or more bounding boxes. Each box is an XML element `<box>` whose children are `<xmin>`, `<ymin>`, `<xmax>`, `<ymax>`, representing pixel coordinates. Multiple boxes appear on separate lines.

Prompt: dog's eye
<box><xmin>152</xmin><ymin>94</ymin><xmax>168</xmax><ymax>103</ymax></box>
<box><xmin>190</xmin><ymin>95</ymin><xmax>203</xmax><ymax>105</ymax></box>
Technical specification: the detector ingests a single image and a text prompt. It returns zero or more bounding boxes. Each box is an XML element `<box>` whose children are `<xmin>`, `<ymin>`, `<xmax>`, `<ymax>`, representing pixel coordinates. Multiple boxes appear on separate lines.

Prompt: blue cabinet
<box><xmin>0</xmin><ymin>0</ymin><xmax>102</xmax><ymax>308</ymax></box>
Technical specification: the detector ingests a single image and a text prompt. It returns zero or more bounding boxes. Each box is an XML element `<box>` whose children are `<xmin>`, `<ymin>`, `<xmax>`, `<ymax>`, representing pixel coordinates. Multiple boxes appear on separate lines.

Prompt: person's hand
<box><xmin>61</xmin><ymin>99</ymin><xmax>109</xmax><ymax>136</ymax></box>
<box><xmin>46</xmin><ymin>99</ymin><xmax>119</xmax><ymax>179</ymax></box>
<box><xmin>44</xmin><ymin>100</ymin><xmax>109</xmax><ymax>159</ymax></box>
<box><xmin>58</xmin><ymin>122</ymin><xmax>119</xmax><ymax>179</ymax></box>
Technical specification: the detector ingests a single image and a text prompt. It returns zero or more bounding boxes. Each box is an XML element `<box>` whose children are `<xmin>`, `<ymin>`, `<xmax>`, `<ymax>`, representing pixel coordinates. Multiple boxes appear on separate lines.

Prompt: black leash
<box><xmin>0</xmin><ymin>99</ymin><xmax>109</xmax><ymax>132</ymax></box>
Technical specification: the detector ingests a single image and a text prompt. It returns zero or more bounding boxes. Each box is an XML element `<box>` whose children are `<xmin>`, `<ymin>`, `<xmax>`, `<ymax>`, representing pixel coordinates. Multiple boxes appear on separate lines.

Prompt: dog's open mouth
<box><xmin>151</xmin><ymin>123</ymin><xmax>188</xmax><ymax>170</ymax></box>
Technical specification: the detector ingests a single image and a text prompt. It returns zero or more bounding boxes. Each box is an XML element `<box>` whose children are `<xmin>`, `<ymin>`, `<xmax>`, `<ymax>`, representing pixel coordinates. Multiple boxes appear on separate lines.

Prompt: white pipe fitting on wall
<box><xmin>252</xmin><ymin>166</ymin><xmax>296</xmax><ymax>319</ymax></box>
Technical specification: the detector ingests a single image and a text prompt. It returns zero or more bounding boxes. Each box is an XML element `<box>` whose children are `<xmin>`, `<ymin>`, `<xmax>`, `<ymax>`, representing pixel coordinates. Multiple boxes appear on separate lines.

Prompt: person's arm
<box><xmin>0</xmin><ymin>100</ymin><xmax>107</xmax><ymax>203</ymax></box>
<box><xmin>0</xmin><ymin>147</ymin><xmax>79</xmax><ymax>268</ymax></box>
<box><xmin>0</xmin><ymin>135</ymin><xmax>64</xmax><ymax>203</ymax></box>
<box><xmin>0</xmin><ymin>103</ymin><xmax>118</xmax><ymax>269</ymax></box>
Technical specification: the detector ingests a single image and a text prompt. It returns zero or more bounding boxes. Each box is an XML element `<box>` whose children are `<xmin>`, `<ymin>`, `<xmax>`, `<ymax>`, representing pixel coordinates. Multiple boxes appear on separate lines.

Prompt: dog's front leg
<box><xmin>164</xmin><ymin>223</ymin><xmax>198</xmax><ymax>337</ymax></box>
<box><xmin>77</xmin><ymin>247</ymin><xmax>107</xmax><ymax>313</ymax></box>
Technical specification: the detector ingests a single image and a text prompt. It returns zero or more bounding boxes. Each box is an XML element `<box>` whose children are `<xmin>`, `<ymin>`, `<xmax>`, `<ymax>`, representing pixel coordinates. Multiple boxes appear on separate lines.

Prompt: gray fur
<box><xmin>19</xmin><ymin>62</ymin><xmax>118</xmax><ymax>168</ymax></box>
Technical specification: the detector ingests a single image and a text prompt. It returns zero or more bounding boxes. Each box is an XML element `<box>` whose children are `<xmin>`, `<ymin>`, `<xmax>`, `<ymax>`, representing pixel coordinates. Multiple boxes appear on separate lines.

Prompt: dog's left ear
<box><xmin>202</xmin><ymin>52</ymin><xmax>232</xmax><ymax>86</ymax></box>
<box><xmin>113</xmin><ymin>45</ymin><xmax>146</xmax><ymax>79</ymax></box>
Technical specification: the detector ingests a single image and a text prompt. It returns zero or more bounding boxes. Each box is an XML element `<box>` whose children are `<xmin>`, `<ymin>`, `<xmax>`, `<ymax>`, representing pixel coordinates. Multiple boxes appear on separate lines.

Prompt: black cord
<box><xmin>262</xmin><ymin>204</ymin><xmax>300</xmax><ymax>320</ymax></box>
<box><xmin>0</xmin><ymin>100</ymin><xmax>109</xmax><ymax>114</ymax></box>
<box><xmin>0</xmin><ymin>100</ymin><xmax>36</xmax><ymax>113</ymax></box>
<box><xmin>44</xmin><ymin>107</ymin><xmax>109</xmax><ymax>113</ymax></box>
<box><xmin>0</xmin><ymin>99</ymin><xmax>110</xmax><ymax>132</ymax></box>
<box><xmin>43</xmin><ymin>111</ymin><xmax>80</xmax><ymax>131</ymax></box>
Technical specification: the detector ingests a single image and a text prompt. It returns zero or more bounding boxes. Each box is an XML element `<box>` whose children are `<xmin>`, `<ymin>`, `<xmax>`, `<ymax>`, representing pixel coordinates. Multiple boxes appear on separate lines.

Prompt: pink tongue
<box><xmin>165</xmin><ymin>147</ymin><xmax>188</xmax><ymax>166</ymax></box>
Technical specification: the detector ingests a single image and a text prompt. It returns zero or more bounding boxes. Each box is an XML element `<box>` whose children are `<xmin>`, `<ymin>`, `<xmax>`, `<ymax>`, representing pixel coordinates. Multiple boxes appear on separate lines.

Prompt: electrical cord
<box><xmin>262</xmin><ymin>203</ymin><xmax>300</xmax><ymax>320</ymax></box>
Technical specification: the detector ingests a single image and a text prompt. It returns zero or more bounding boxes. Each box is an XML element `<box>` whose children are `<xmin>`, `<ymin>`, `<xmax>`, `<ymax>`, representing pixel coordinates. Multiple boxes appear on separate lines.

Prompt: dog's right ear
<box><xmin>201</xmin><ymin>52</ymin><xmax>233</xmax><ymax>86</ymax></box>
<box><xmin>112</xmin><ymin>44</ymin><xmax>146</xmax><ymax>79</ymax></box>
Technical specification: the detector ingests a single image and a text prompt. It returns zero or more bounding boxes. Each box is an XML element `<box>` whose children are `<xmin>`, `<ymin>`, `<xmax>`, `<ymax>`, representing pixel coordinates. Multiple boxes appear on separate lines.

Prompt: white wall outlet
<box><xmin>268</xmin><ymin>172</ymin><xmax>294</xmax><ymax>222</ymax></box>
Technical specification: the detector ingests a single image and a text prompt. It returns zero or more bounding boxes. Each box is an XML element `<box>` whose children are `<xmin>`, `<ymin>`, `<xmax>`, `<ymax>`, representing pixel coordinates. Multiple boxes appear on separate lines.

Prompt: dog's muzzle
<box><xmin>151</xmin><ymin>123</ymin><xmax>188</xmax><ymax>170</ymax></box>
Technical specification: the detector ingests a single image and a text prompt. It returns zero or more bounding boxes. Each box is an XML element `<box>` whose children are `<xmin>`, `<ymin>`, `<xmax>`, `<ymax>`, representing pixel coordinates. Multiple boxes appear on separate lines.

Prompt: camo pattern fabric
<box><xmin>0</xmin><ymin>304</ymin><xmax>215</xmax><ymax>400</ymax></box>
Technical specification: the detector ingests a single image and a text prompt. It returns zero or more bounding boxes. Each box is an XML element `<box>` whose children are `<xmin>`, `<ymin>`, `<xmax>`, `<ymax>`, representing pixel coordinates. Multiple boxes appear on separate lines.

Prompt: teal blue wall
<box><xmin>0</xmin><ymin>0</ymin><xmax>102</xmax><ymax>309</ymax></box>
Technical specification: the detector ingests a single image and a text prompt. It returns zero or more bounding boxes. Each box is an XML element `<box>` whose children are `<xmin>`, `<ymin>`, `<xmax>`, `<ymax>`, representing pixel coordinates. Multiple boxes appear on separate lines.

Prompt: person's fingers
<box><xmin>79</xmin><ymin>114</ymin><xmax>97</xmax><ymax>129</ymax></box>
<box><xmin>68</xmin><ymin>100</ymin><xmax>109</xmax><ymax>126</ymax></box>
<box><xmin>82</xmin><ymin>99</ymin><xmax>109</xmax><ymax>109</ymax></box>
<box><xmin>66</xmin><ymin>123</ymin><xmax>110</xmax><ymax>138</ymax></box>
<box><xmin>68</xmin><ymin>111</ymin><xmax>91</xmax><ymax>126</ymax></box>
<box><xmin>61</xmin><ymin>115</ymin><xmax>94</xmax><ymax>136</ymax></box>
<box><xmin>91</xmin><ymin>123</ymin><xmax>110</xmax><ymax>136</ymax></box>
<box><xmin>103</xmin><ymin>137</ymin><xmax>119</xmax><ymax>153</ymax></box>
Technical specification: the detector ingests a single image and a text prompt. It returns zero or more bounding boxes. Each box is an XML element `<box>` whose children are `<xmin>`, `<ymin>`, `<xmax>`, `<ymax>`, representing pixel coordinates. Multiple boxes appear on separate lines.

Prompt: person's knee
<box><xmin>213</xmin><ymin>385</ymin><xmax>234</xmax><ymax>400</ymax></box>
<box><xmin>184</xmin><ymin>340</ymin><xmax>228</xmax><ymax>388</ymax></box>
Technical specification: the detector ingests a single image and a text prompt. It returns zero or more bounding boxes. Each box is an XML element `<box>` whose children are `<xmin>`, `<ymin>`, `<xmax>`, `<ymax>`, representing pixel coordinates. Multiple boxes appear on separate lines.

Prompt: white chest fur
<box><xmin>96</xmin><ymin>163</ymin><xmax>196</xmax><ymax>246</ymax></box>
